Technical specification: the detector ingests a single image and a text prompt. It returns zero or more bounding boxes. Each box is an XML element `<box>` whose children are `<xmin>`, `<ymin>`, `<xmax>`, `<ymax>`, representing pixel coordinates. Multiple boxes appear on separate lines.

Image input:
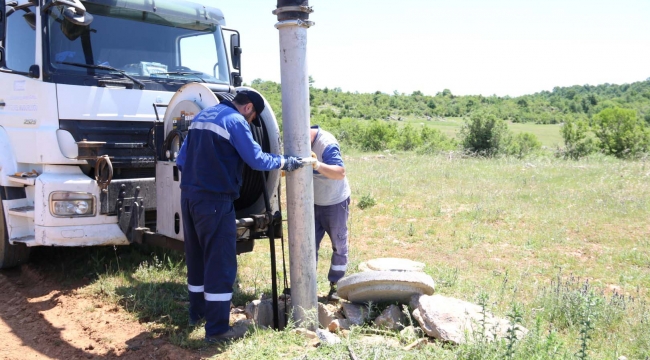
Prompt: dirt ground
<box><xmin>0</xmin><ymin>263</ymin><xmax>211</xmax><ymax>360</ymax></box>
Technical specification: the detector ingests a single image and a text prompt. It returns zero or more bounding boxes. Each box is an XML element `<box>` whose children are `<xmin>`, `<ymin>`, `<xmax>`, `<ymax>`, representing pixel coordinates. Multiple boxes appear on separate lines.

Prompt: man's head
<box><xmin>233</xmin><ymin>90</ymin><xmax>265</xmax><ymax>126</ymax></box>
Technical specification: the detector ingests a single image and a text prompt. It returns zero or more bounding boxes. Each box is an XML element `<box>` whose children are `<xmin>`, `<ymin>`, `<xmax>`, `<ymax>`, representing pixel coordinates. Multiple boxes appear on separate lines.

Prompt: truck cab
<box><xmin>0</xmin><ymin>0</ymin><xmax>282</xmax><ymax>268</ymax></box>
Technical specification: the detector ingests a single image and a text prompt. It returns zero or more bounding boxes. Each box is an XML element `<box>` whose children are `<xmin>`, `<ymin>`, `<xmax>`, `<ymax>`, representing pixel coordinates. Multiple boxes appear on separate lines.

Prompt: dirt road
<box><xmin>0</xmin><ymin>263</ymin><xmax>202</xmax><ymax>360</ymax></box>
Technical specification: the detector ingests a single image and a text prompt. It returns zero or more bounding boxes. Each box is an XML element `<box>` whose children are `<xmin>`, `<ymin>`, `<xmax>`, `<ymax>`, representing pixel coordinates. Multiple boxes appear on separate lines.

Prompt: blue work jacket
<box><xmin>176</xmin><ymin>101</ymin><xmax>282</xmax><ymax>200</ymax></box>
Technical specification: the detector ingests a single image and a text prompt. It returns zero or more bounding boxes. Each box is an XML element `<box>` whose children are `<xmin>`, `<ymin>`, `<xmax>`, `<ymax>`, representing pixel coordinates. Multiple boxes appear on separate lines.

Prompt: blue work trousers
<box><xmin>314</xmin><ymin>197</ymin><xmax>350</xmax><ymax>284</ymax></box>
<box><xmin>181</xmin><ymin>194</ymin><xmax>237</xmax><ymax>337</ymax></box>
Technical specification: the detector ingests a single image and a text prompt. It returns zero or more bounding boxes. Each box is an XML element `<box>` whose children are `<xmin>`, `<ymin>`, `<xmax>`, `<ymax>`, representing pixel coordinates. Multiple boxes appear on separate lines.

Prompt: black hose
<box><xmin>95</xmin><ymin>155</ymin><xmax>113</xmax><ymax>190</ymax></box>
<box><xmin>234</xmin><ymin>118</ymin><xmax>269</xmax><ymax>212</ymax></box>
<box><xmin>278</xmin><ymin>182</ymin><xmax>289</xmax><ymax>328</ymax></box>
<box><xmin>260</xmin><ymin>173</ymin><xmax>280</xmax><ymax>330</ymax></box>
<box><xmin>163</xmin><ymin>129</ymin><xmax>184</xmax><ymax>161</ymax></box>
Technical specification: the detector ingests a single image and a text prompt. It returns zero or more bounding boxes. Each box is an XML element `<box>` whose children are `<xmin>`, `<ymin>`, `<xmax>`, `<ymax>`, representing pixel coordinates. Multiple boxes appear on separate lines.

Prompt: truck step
<box><xmin>8</xmin><ymin>206</ymin><xmax>35</xmax><ymax>219</ymax></box>
<box><xmin>10</xmin><ymin>235</ymin><xmax>35</xmax><ymax>244</ymax></box>
<box><xmin>7</xmin><ymin>175</ymin><xmax>35</xmax><ymax>186</ymax></box>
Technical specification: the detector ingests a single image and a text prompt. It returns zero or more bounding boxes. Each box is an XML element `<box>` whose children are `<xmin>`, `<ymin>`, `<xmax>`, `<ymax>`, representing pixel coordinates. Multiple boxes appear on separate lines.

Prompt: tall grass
<box><xmin>54</xmin><ymin>152</ymin><xmax>650</xmax><ymax>358</ymax></box>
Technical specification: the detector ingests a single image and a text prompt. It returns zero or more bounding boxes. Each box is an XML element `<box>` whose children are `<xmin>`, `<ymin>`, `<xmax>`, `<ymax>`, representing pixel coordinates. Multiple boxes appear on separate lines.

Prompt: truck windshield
<box><xmin>45</xmin><ymin>3</ymin><xmax>230</xmax><ymax>87</ymax></box>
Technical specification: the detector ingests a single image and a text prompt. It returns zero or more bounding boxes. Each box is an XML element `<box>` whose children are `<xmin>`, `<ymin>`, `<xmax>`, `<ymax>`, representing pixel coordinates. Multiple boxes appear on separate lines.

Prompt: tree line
<box><xmin>251</xmin><ymin>78</ymin><xmax>650</xmax><ymax>159</ymax></box>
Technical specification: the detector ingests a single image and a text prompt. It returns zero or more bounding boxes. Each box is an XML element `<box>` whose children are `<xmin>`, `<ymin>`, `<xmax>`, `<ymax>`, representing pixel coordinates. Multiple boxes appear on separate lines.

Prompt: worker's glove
<box><xmin>311</xmin><ymin>151</ymin><xmax>321</xmax><ymax>170</ymax></box>
<box><xmin>282</xmin><ymin>156</ymin><xmax>304</xmax><ymax>172</ymax></box>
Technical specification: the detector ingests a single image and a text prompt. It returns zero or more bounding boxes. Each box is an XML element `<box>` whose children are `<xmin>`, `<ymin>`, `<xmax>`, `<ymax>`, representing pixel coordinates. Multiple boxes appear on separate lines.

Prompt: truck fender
<box><xmin>0</xmin><ymin>126</ymin><xmax>18</xmax><ymax>187</ymax></box>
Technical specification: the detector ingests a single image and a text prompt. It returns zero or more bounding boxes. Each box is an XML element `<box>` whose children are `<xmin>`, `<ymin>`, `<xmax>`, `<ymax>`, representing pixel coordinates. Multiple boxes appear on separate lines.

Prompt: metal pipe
<box><xmin>274</xmin><ymin>0</ymin><xmax>317</xmax><ymax>330</ymax></box>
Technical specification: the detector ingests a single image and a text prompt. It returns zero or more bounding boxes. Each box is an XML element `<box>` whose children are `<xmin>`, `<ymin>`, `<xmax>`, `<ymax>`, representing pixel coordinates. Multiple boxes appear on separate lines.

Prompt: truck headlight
<box><xmin>49</xmin><ymin>192</ymin><xmax>96</xmax><ymax>217</ymax></box>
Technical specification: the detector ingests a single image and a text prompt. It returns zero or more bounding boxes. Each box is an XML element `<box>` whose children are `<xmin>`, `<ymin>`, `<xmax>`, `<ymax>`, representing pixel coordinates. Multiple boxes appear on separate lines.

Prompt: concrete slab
<box><xmin>337</xmin><ymin>271</ymin><xmax>435</xmax><ymax>303</ymax></box>
<box><xmin>359</xmin><ymin>257</ymin><xmax>426</xmax><ymax>272</ymax></box>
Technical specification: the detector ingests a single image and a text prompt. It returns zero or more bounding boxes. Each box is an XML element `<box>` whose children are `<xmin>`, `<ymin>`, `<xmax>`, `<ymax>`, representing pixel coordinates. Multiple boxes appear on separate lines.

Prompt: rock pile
<box><xmin>240</xmin><ymin>257</ymin><xmax>528</xmax><ymax>346</ymax></box>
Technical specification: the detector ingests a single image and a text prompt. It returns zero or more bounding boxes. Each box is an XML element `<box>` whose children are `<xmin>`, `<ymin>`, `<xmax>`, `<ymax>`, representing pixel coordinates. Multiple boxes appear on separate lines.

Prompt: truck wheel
<box><xmin>0</xmin><ymin>189</ymin><xmax>31</xmax><ymax>269</ymax></box>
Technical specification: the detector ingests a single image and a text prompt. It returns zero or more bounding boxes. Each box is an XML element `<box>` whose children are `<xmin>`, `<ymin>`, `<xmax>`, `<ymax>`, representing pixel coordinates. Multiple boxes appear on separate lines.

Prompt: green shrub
<box><xmin>560</xmin><ymin>117</ymin><xmax>596</xmax><ymax>159</ymax></box>
<box><xmin>392</xmin><ymin>123</ymin><xmax>422</xmax><ymax>151</ymax></box>
<box><xmin>357</xmin><ymin>194</ymin><xmax>376</xmax><ymax>209</ymax></box>
<box><xmin>417</xmin><ymin>127</ymin><xmax>457</xmax><ymax>154</ymax></box>
<box><xmin>357</xmin><ymin>120</ymin><xmax>398</xmax><ymax>151</ymax></box>
<box><xmin>506</xmin><ymin>132</ymin><xmax>542</xmax><ymax>159</ymax></box>
<box><xmin>460</xmin><ymin>111</ymin><xmax>512</xmax><ymax>156</ymax></box>
<box><xmin>592</xmin><ymin>107</ymin><xmax>650</xmax><ymax>158</ymax></box>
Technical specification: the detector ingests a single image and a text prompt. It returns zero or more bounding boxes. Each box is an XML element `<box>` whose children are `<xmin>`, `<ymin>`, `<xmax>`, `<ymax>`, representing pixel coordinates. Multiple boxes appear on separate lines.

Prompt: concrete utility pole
<box><xmin>273</xmin><ymin>0</ymin><xmax>317</xmax><ymax>329</ymax></box>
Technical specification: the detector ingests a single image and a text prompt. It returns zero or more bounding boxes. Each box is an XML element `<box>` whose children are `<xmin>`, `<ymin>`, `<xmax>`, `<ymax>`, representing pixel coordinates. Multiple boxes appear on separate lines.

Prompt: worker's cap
<box><xmin>237</xmin><ymin>90</ymin><xmax>265</xmax><ymax>127</ymax></box>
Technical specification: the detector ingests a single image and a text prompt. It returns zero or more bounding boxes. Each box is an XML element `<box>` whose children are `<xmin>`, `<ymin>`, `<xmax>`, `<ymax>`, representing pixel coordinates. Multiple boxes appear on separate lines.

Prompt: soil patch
<box><xmin>0</xmin><ymin>264</ymin><xmax>203</xmax><ymax>359</ymax></box>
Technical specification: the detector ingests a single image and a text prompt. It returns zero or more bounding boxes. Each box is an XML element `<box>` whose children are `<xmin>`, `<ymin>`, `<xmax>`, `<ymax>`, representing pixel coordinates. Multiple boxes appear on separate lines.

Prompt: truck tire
<box><xmin>0</xmin><ymin>188</ymin><xmax>31</xmax><ymax>269</ymax></box>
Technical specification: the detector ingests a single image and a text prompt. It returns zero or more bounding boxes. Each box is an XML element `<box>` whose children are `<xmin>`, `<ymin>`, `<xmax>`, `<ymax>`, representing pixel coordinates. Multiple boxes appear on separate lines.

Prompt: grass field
<box><xmin>66</xmin><ymin>151</ymin><xmax>650</xmax><ymax>359</ymax></box>
<box><xmin>401</xmin><ymin>116</ymin><xmax>563</xmax><ymax>148</ymax></box>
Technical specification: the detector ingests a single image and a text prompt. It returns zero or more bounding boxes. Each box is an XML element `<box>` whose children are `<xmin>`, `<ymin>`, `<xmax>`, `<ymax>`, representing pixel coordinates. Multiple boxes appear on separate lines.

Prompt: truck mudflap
<box><xmin>32</xmin><ymin>224</ymin><xmax>128</xmax><ymax>247</ymax></box>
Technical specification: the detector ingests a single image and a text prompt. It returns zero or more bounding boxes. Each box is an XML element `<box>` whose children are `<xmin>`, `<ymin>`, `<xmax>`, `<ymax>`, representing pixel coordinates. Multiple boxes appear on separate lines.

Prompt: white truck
<box><xmin>0</xmin><ymin>0</ymin><xmax>283</xmax><ymax>269</ymax></box>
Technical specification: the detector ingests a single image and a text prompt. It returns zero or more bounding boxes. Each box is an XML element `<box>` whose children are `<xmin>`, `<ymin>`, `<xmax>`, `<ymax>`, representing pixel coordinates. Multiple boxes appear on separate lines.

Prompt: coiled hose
<box><xmin>95</xmin><ymin>155</ymin><xmax>113</xmax><ymax>190</ymax></box>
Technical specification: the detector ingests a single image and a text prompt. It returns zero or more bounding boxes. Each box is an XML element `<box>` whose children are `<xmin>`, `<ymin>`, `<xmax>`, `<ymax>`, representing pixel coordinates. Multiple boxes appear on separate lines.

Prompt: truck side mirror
<box><xmin>0</xmin><ymin>47</ymin><xmax>5</xmax><ymax>68</ymax></box>
<box><xmin>231</xmin><ymin>72</ymin><xmax>242</xmax><ymax>87</ymax></box>
<box><xmin>230</xmin><ymin>33</ymin><xmax>241</xmax><ymax>71</ymax></box>
<box><xmin>0</xmin><ymin>0</ymin><xmax>6</xmax><ymax>42</ymax></box>
<box><xmin>28</xmin><ymin>64</ymin><xmax>39</xmax><ymax>78</ymax></box>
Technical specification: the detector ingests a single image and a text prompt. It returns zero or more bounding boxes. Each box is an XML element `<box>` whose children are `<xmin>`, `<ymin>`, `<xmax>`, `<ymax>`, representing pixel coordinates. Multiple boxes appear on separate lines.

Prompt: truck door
<box><xmin>0</xmin><ymin>1</ymin><xmax>39</xmax><ymax>176</ymax></box>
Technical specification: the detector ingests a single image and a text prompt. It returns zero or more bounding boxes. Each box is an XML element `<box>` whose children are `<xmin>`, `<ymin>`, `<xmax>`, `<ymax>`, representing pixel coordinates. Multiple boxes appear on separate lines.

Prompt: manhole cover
<box><xmin>338</xmin><ymin>271</ymin><xmax>435</xmax><ymax>303</ymax></box>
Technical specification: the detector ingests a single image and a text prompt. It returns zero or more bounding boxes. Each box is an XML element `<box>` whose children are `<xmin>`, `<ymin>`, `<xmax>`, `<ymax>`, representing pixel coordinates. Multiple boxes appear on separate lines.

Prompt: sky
<box><xmin>218</xmin><ymin>0</ymin><xmax>650</xmax><ymax>97</ymax></box>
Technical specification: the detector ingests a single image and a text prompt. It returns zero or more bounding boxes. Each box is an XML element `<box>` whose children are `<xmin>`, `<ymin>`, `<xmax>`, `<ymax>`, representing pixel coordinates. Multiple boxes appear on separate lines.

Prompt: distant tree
<box><xmin>459</xmin><ymin>111</ymin><xmax>511</xmax><ymax>156</ymax></box>
<box><xmin>517</xmin><ymin>98</ymin><xmax>528</xmax><ymax>108</ymax></box>
<box><xmin>593</xmin><ymin>107</ymin><xmax>649</xmax><ymax>158</ymax></box>
<box><xmin>358</xmin><ymin>120</ymin><xmax>397</xmax><ymax>151</ymax></box>
<box><xmin>393</xmin><ymin>123</ymin><xmax>422</xmax><ymax>151</ymax></box>
<box><xmin>561</xmin><ymin>117</ymin><xmax>596</xmax><ymax>159</ymax></box>
<box><xmin>506</xmin><ymin>132</ymin><xmax>542</xmax><ymax>159</ymax></box>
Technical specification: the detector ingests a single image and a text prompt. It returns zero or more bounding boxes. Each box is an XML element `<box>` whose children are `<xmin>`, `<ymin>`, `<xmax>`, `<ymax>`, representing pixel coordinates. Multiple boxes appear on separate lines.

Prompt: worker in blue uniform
<box><xmin>309</xmin><ymin>125</ymin><xmax>351</xmax><ymax>301</ymax></box>
<box><xmin>176</xmin><ymin>90</ymin><xmax>303</xmax><ymax>343</ymax></box>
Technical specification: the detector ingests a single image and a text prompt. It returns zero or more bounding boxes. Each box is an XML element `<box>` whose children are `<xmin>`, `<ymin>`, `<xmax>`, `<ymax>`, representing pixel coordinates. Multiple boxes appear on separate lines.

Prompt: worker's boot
<box><xmin>205</xmin><ymin>324</ymin><xmax>248</xmax><ymax>344</ymax></box>
<box><xmin>327</xmin><ymin>282</ymin><xmax>340</xmax><ymax>302</ymax></box>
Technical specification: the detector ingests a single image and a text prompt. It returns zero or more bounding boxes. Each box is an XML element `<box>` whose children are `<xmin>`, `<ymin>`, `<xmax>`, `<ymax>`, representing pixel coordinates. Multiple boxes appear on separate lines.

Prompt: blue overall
<box><xmin>315</xmin><ymin>197</ymin><xmax>351</xmax><ymax>283</ymax></box>
<box><xmin>176</xmin><ymin>101</ymin><xmax>282</xmax><ymax>336</ymax></box>
<box><xmin>311</xmin><ymin>126</ymin><xmax>351</xmax><ymax>284</ymax></box>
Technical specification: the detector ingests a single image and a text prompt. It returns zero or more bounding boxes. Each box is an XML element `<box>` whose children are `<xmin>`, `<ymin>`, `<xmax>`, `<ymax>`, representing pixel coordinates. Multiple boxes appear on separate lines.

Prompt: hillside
<box><xmin>251</xmin><ymin>78</ymin><xmax>650</xmax><ymax>126</ymax></box>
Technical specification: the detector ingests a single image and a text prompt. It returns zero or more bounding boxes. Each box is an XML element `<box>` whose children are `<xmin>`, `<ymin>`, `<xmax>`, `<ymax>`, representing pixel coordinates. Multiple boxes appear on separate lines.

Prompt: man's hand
<box><xmin>311</xmin><ymin>151</ymin><xmax>321</xmax><ymax>170</ymax></box>
<box><xmin>282</xmin><ymin>156</ymin><xmax>304</xmax><ymax>172</ymax></box>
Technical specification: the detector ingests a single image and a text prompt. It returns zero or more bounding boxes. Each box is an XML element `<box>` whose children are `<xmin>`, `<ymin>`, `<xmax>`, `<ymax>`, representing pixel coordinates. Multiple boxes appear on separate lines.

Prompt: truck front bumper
<box><xmin>32</xmin><ymin>223</ymin><xmax>129</xmax><ymax>247</ymax></box>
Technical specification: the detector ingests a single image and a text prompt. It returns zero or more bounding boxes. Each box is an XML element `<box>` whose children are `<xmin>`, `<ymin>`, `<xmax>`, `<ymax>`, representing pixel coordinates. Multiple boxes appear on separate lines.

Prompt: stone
<box><xmin>318</xmin><ymin>302</ymin><xmax>336</xmax><ymax>329</ymax></box>
<box><xmin>341</xmin><ymin>302</ymin><xmax>371</xmax><ymax>326</ymax></box>
<box><xmin>230</xmin><ymin>312</ymin><xmax>247</xmax><ymax>323</ymax></box>
<box><xmin>244</xmin><ymin>299</ymin><xmax>290</xmax><ymax>329</ymax></box>
<box><xmin>327</xmin><ymin>319</ymin><xmax>351</xmax><ymax>332</ymax></box>
<box><xmin>245</xmin><ymin>300</ymin><xmax>272</xmax><ymax>327</ymax></box>
<box><xmin>338</xmin><ymin>271</ymin><xmax>435</xmax><ymax>303</ymax></box>
<box><xmin>316</xmin><ymin>329</ymin><xmax>341</xmax><ymax>345</ymax></box>
<box><xmin>410</xmin><ymin>294</ymin><xmax>528</xmax><ymax>345</ymax></box>
<box><xmin>373</xmin><ymin>304</ymin><xmax>406</xmax><ymax>331</ymax></box>
<box><xmin>359</xmin><ymin>258</ymin><xmax>425</xmax><ymax>272</ymax></box>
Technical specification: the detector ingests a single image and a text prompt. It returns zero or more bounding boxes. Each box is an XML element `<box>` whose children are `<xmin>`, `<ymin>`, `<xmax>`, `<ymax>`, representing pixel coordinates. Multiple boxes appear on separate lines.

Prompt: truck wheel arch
<box><xmin>0</xmin><ymin>186</ymin><xmax>31</xmax><ymax>269</ymax></box>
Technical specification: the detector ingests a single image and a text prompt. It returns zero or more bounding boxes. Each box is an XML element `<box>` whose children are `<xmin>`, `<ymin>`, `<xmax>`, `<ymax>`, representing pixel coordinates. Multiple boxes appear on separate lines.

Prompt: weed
<box><xmin>434</xmin><ymin>266</ymin><xmax>459</xmax><ymax>289</ymax></box>
<box><xmin>576</xmin><ymin>291</ymin><xmax>599</xmax><ymax>360</ymax></box>
<box><xmin>504</xmin><ymin>302</ymin><xmax>523</xmax><ymax>359</ymax></box>
<box><xmin>357</xmin><ymin>193</ymin><xmax>376</xmax><ymax>209</ymax></box>
<box><xmin>407</xmin><ymin>223</ymin><xmax>415</xmax><ymax>237</ymax></box>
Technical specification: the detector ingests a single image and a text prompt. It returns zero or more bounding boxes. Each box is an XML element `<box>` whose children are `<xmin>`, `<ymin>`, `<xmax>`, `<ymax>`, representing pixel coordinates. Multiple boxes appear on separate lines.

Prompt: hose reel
<box><xmin>155</xmin><ymin>83</ymin><xmax>282</xmax><ymax>243</ymax></box>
